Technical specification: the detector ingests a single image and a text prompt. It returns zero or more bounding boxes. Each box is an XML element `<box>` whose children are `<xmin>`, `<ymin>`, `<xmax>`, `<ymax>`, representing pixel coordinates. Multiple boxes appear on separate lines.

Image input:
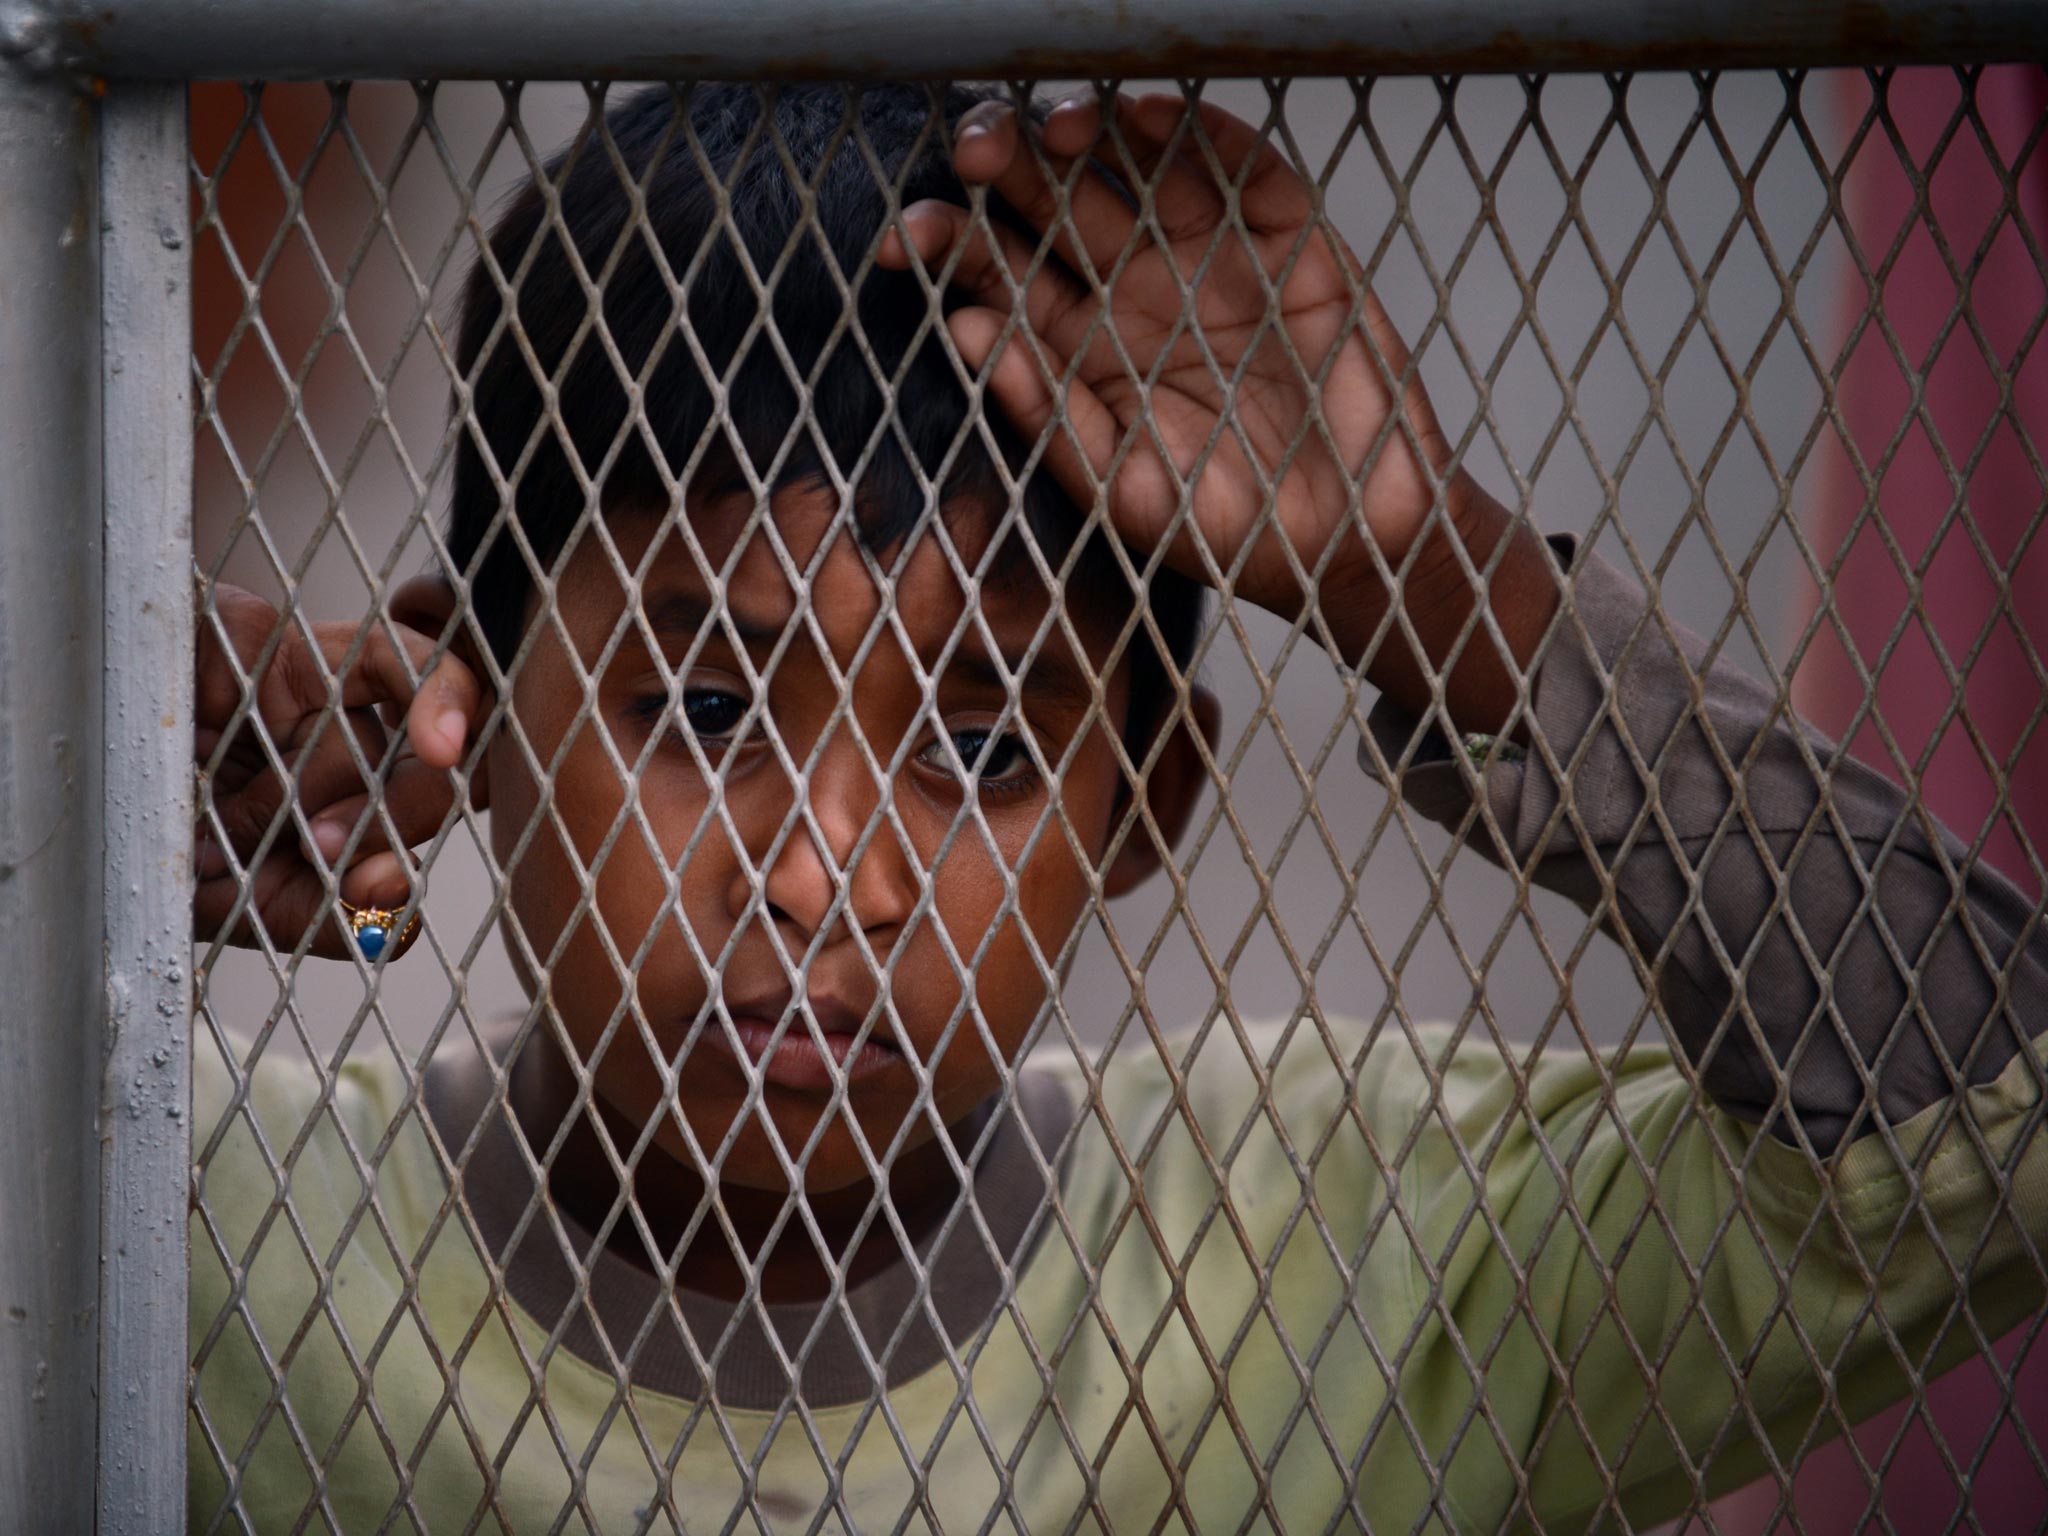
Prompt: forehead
<box><xmin>564</xmin><ymin>483</ymin><xmax>1110</xmax><ymax>661</ymax></box>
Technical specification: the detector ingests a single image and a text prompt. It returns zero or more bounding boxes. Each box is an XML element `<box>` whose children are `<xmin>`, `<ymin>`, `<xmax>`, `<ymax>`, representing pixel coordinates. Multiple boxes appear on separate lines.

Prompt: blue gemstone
<box><xmin>357</xmin><ymin>924</ymin><xmax>389</xmax><ymax>960</ymax></box>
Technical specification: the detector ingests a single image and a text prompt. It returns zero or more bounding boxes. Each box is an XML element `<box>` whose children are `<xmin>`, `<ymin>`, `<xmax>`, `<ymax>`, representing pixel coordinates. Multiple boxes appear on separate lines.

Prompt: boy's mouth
<box><xmin>709</xmin><ymin>990</ymin><xmax>903</xmax><ymax>1095</ymax></box>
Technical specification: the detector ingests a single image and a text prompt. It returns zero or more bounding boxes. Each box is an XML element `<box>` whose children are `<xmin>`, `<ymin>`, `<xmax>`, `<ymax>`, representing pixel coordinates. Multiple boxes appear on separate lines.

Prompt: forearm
<box><xmin>1359</xmin><ymin>536</ymin><xmax>2048</xmax><ymax>1152</ymax></box>
<box><xmin>1327</xmin><ymin>472</ymin><xmax>1560</xmax><ymax>739</ymax></box>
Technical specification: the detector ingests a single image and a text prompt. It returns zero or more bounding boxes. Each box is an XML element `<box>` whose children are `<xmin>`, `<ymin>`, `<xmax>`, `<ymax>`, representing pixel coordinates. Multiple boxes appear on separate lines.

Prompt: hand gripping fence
<box><xmin>5</xmin><ymin>6</ymin><xmax>2048</xmax><ymax>1534</ymax></box>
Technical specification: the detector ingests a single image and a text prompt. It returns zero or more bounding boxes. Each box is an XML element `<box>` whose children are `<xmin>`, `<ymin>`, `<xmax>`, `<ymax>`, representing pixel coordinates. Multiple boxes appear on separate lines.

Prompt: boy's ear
<box><xmin>389</xmin><ymin>573</ymin><xmax>495</xmax><ymax>811</ymax></box>
<box><xmin>1101</xmin><ymin>685</ymin><xmax>1221</xmax><ymax>900</ymax></box>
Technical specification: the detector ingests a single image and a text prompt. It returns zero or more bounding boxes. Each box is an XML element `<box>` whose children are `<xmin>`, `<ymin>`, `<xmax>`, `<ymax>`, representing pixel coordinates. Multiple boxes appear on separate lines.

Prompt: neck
<box><xmin>508</xmin><ymin>1028</ymin><xmax>989</xmax><ymax>1305</ymax></box>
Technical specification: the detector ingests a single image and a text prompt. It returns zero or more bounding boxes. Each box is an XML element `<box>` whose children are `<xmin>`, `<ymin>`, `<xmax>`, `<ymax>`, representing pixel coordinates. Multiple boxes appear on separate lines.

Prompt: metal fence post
<box><xmin>97</xmin><ymin>82</ymin><xmax>193</xmax><ymax>1534</ymax></box>
<box><xmin>0</xmin><ymin>60</ymin><xmax>105</xmax><ymax>1536</ymax></box>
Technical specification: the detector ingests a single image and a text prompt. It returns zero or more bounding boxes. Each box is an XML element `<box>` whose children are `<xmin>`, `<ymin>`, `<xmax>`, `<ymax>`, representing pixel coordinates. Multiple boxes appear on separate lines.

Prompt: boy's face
<box><xmin>483</xmin><ymin>484</ymin><xmax>1183</xmax><ymax>1193</ymax></box>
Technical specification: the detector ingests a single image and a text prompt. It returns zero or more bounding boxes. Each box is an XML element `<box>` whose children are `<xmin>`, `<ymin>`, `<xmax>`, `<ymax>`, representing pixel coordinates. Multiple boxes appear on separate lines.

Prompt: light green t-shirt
<box><xmin>189</xmin><ymin>1017</ymin><xmax>2048</xmax><ymax>1533</ymax></box>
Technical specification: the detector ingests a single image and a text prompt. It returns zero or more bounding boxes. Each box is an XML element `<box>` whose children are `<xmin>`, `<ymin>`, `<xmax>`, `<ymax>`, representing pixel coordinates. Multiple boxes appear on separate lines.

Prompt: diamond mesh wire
<box><xmin>183</xmin><ymin>69</ymin><xmax>2048</xmax><ymax>1534</ymax></box>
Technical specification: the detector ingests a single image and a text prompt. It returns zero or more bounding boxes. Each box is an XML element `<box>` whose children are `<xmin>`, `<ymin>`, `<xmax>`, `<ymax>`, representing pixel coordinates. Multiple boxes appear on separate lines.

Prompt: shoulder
<box><xmin>190</xmin><ymin>1027</ymin><xmax>448</xmax><ymax>1264</ymax></box>
<box><xmin>1026</xmin><ymin>1018</ymin><xmax>1474</xmax><ymax>1239</ymax></box>
<box><xmin>194</xmin><ymin>1027</ymin><xmax>416</xmax><ymax>1153</ymax></box>
<box><xmin>1055</xmin><ymin>1015</ymin><xmax>1676</xmax><ymax>1138</ymax></box>
<box><xmin>1040</xmin><ymin>1017</ymin><xmax>1693</xmax><ymax>1207</ymax></box>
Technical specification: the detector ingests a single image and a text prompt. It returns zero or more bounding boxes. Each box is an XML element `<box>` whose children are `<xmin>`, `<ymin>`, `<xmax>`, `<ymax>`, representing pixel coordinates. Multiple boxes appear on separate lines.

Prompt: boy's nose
<box><xmin>743</xmin><ymin>740</ymin><xmax>913</xmax><ymax>944</ymax></box>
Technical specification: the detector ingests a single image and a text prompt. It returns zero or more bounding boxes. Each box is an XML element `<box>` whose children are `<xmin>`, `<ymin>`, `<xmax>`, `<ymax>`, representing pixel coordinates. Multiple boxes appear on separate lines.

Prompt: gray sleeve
<box><xmin>1358</xmin><ymin>535</ymin><xmax>2048</xmax><ymax>1154</ymax></box>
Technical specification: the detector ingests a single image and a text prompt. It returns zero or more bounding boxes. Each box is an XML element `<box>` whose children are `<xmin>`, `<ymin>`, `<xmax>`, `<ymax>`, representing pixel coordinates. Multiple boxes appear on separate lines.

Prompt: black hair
<box><xmin>447</xmin><ymin>81</ymin><xmax>1204</xmax><ymax>755</ymax></box>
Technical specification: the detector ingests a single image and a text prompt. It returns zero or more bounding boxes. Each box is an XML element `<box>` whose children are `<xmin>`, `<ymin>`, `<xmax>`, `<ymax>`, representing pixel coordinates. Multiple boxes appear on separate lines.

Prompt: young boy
<box><xmin>190</xmin><ymin>83</ymin><xmax>2048</xmax><ymax>1531</ymax></box>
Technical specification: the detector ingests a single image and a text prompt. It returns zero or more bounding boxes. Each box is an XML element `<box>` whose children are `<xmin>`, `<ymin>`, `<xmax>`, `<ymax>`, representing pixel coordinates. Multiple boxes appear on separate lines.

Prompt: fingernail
<box><xmin>311</xmin><ymin>820</ymin><xmax>347</xmax><ymax>860</ymax></box>
<box><xmin>436</xmin><ymin>708</ymin><xmax>468</xmax><ymax>752</ymax></box>
<box><xmin>957</xmin><ymin>103</ymin><xmax>1009</xmax><ymax>143</ymax></box>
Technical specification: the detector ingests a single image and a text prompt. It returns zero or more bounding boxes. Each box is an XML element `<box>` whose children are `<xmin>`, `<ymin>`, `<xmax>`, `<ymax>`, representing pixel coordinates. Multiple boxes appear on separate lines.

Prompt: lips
<box><xmin>703</xmin><ymin>990</ymin><xmax>903</xmax><ymax>1094</ymax></box>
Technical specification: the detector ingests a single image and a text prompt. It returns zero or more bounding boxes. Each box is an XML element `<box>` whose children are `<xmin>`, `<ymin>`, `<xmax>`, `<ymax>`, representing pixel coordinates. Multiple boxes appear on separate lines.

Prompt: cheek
<box><xmin>507</xmin><ymin>733</ymin><xmax>639</xmax><ymax>950</ymax></box>
<box><xmin>906</xmin><ymin>795</ymin><xmax>1101</xmax><ymax>1077</ymax></box>
<box><xmin>507</xmin><ymin>739</ymin><xmax>739</xmax><ymax>1044</ymax></box>
<box><xmin>925</xmin><ymin>743</ymin><xmax>1117</xmax><ymax>940</ymax></box>
<box><xmin>491</xmin><ymin>739</ymin><xmax>581</xmax><ymax>980</ymax></box>
<box><xmin>1004</xmin><ymin>746</ymin><xmax>1120</xmax><ymax>945</ymax></box>
<box><xmin>594</xmin><ymin>758</ymin><xmax>753</xmax><ymax>1006</ymax></box>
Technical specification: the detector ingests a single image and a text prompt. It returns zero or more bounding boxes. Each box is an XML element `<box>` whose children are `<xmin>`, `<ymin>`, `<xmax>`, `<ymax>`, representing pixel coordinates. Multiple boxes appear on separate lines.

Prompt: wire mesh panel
<box><xmin>180</xmin><ymin>69</ymin><xmax>2048</xmax><ymax>1534</ymax></box>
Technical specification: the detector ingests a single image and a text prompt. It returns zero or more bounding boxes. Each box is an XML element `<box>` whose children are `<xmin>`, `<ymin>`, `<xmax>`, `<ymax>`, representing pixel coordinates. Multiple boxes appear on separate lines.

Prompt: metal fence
<box><xmin>6</xmin><ymin>5</ymin><xmax>2048</xmax><ymax>1533</ymax></box>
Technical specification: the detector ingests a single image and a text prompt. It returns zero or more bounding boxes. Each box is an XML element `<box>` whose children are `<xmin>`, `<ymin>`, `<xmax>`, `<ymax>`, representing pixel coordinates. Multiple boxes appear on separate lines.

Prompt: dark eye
<box><xmin>681</xmin><ymin>689</ymin><xmax>749</xmax><ymax>740</ymax></box>
<box><xmin>923</xmin><ymin>726</ymin><xmax>1038</xmax><ymax>792</ymax></box>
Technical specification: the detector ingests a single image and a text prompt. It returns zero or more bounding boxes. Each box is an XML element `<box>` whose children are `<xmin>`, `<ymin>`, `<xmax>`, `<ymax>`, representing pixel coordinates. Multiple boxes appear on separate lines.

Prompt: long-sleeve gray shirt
<box><xmin>1361</xmin><ymin>536</ymin><xmax>2048</xmax><ymax>1153</ymax></box>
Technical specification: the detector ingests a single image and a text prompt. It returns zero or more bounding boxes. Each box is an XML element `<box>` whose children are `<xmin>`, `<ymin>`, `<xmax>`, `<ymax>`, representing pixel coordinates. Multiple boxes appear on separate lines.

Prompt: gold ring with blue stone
<box><xmin>338</xmin><ymin>899</ymin><xmax>421</xmax><ymax>963</ymax></box>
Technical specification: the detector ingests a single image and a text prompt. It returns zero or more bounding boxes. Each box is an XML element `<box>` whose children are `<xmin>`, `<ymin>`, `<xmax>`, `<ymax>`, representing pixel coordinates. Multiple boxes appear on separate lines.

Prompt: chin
<box><xmin>674</xmin><ymin>1111</ymin><xmax>875</xmax><ymax>1195</ymax></box>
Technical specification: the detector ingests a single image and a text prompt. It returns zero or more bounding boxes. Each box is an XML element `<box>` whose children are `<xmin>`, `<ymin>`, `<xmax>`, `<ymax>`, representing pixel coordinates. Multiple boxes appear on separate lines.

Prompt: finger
<box><xmin>195</xmin><ymin>584</ymin><xmax>281</xmax><ymax>732</ymax></box>
<box><xmin>195</xmin><ymin>863</ymin><xmax>319</xmax><ymax>953</ymax></box>
<box><xmin>878</xmin><ymin>201</ymin><xmax>1097</xmax><ymax>361</ymax></box>
<box><xmin>280</xmin><ymin>706</ymin><xmax>390</xmax><ymax>821</ymax></box>
<box><xmin>947</xmin><ymin>305</ymin><xmax>1168</xmax><ymax>546</ymax></box>
<box><xmin>1119</xmin><ymin>92</ymin><xmax>1237</xmax><ymax>238</ymax></box>
<box><xmin>303</xmin><ymin>759</ymin><xmax>462</xmax><ymax>866</ymax></box>
<box><xmin>339</xmin><ymin>851</ymin><xmax>414</xmax><ymax>911</ymax></box>
<box><xmin>199</xmin><ymin>762</ymin><xmax>308</xmax><ymax>869</ymax></box>
<box><xmin>194</xmin><ymin>849</ymin><xmax>413</xmax><ymax>959</ymax></box>
<box><xmin>193</xmin><ymin>823</ymin><xmax>232</xmax><ymax>882</ymax></box>
<box><xmin>203</xmin><ymin>588</ymin><xmax>484</xmax><ymax>774</ymax></box>
<box><xmin>1040</xmin><ymin>87</ymin><xmax>1127</xmax><ymax>162</ymax></box>
<box><xmin>197</xmin><ymin>706</ymin><xmax>383</xmax><ymax>866</ymax></box>
<box><xmin>947</xmin><ymin>95</ymin><xmax>1022</xmax><ymax>186</ymax></box>
<box><xmin>315</xmin><ymin>620</ymin><xmax>483</xmax><ymax>771</ymax></box>
<box><xmin>1041</xmin><ymin>87</ymin><xmax>1172</xmax><ymax>201</ymax></box>
<box><xmin>1155</xmin><ymin>94</ymin><xmax>1312</xmax><ymax>233</ymax></box>
<box><xmin>954</xmin><ymin>96</ymin><xmax>1142</xmax><ymax>284</ymax></box>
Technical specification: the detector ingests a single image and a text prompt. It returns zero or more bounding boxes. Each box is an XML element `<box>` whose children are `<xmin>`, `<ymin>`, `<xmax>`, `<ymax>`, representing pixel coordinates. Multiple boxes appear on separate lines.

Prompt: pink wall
<box><xmin>1710</xmin><ymin>64</ymin><xmax>2048</xmax><ymax>1533</ymax></box>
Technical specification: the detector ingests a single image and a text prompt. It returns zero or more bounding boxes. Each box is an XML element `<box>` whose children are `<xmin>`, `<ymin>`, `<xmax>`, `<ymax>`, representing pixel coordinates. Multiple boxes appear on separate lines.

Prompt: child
<box><xmin>190</xmin><ymin>82</ymin><xmax>2048</xmax><ymax>1531</ymax></box>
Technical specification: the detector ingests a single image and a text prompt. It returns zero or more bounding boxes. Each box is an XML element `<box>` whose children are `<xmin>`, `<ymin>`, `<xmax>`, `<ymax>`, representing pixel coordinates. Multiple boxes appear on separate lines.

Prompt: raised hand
<box><xmin>877</xmin><ymin>87</ymin><xmax>1558</xmax><ymax>732</ymax></box>
<box><xmin>193</xmin><ymin>584</ymin><xmax>483</xmax><ymax>960</ymax></box>
<box><xmin>879</xmin><ymin>92</ymin><xmax>1454</xmax><ymax>633</ymax></box>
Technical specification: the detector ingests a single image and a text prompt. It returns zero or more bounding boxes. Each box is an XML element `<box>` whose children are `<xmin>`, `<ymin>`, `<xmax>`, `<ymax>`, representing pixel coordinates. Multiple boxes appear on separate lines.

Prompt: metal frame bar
<box><xmin>0</xmin><ymin>64</ymin><xmax>106</xmax><ymax>1536</ymax></box>
<box><xmin>97</xmin><ymin>82</ymin><xmax>193</xmax><ymax>1535</ymax></box>
<box><xmin>10</xmin><ymin>0</ymin><xmax>2048</xmax><ymax>81</ymax></box>
<box><xmin>0</xmin><ymin>65</ymin><xmax>191</xmax><ymax>1532</ymax></box>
